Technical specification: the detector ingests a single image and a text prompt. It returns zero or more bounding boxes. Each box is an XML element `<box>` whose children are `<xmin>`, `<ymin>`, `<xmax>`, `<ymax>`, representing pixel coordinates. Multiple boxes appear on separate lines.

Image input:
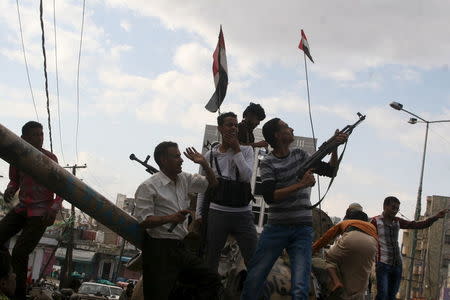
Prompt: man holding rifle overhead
<box><xmin>134</xmin><ymin>141</ymin><xmax>222</xmax><ymax>300</ymax></box>
<box><xmin>241</xmin><ymin>118</ymin><xmax>348</xmax><ymax>300</ymax></box>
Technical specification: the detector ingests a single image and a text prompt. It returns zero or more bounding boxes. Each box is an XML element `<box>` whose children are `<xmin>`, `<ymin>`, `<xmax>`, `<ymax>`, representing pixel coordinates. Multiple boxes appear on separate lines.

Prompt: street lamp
<box><xmin>389</xmin><ymin>101</ymin><xmax>450</xmax><ymax>299</ymax></box>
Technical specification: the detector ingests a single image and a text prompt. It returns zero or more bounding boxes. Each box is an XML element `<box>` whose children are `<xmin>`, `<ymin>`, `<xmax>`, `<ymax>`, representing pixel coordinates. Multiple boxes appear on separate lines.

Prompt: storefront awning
<box><xmin>55</xmin><ymin>248</ymin><xmax>96</xmax><ymax>263</ymax></box>
<box><xmin>115</xmin><ymin>256</ymin><xmax>131</xmax><ymax>263</ymax></box>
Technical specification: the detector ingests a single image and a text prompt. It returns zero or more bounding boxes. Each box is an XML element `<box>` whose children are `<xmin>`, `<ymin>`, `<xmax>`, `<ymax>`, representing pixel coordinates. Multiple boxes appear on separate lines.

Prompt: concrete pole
<box><xmin>0</xmin><ymin>123</ymin><xmax>143</xmax><ymax>248</ymax></box>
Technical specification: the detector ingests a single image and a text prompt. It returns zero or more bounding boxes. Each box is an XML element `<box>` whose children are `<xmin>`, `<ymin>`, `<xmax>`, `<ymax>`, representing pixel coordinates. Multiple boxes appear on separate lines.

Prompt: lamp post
<box><xmin>389</xmin><ymin>101</ymin><xmax>450</xmax><ymax>299</ymax></box>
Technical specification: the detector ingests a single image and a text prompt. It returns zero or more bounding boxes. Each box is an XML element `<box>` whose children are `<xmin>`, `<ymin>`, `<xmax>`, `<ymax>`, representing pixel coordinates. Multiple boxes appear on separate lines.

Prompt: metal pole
<box><xmin>0</xmin><ymin>123</ymin><xmax>143</xmax><ymax>248</ymax></box>
<box><xmin>406</xmin><ymin>122</ymin><xmax>429</xmax><ymax>299</ymax></box>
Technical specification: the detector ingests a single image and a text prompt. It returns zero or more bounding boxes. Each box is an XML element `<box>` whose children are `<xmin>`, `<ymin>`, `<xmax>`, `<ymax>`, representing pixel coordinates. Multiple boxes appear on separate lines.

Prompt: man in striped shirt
<box><xmin>241</xmin><ymin>118</ymin><xmax>347</xmax><ymax>300</ymax></box>
<box><xmin>0</xmin><ymin>121</ymin><xmax>61</xmax><ymax>300</ymax></box>
<box><xmin>371</xmin><ymin>196</ymin><xmax>447</xmax><ymax>300</ymax></box>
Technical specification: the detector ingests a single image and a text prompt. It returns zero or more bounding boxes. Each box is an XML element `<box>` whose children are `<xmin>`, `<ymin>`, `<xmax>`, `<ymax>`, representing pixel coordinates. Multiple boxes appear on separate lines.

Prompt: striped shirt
<box><xmin>260</xmin><ymin>148</ymin><xmax>315</xmax><ymax>225</ymax></box>
<box><xmin>371</xmin><ymin>214</ymin><xmax>438</xmax><ymax>265</ymax></box>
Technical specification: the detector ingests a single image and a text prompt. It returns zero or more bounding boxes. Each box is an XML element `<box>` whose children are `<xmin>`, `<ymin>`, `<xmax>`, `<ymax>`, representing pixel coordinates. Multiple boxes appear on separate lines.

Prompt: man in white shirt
<box><xmin>134</xmin><ymin>142</ymin><xmax>221</xmax><ymax>300</ymax></box>
<box><xmin>196</xmin><ymin>112</ymin><xmax>257</xmax><ymax>272</ymax></box>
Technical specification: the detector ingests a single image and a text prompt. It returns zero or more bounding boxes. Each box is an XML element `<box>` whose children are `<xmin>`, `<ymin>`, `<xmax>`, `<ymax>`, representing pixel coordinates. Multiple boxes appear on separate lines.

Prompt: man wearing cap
<box><xmin>313</xmin><ymin>210</ymin><xmax>378</xmax><ymax>299</ymax></box>
<box><xmin>343</xmin><ymin>203</ymin><xmax>363</xmax><ymax>219</ymax></box>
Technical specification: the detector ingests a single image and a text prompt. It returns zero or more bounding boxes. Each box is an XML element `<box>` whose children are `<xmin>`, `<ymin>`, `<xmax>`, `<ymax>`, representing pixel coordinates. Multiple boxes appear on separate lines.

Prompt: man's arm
<box><xmin>140</xmin><ymin>210</ymin><xmax>190</xmax><ymax>229</ymax></box>
<box><xmin>183</xmin><ymin>147</ymin><xmax>217</xmax><ymax>188</ymax></box>
<box><xmin>273</xmin><ymin>169</ymin><xmax>315</xmax><ymax>201</ymax></box>
<box><xmin>261</xmin><ymin>168</ymin><xmax>315</xmax><ymax>204</ymax></box>
<box><xmin>399</xmin><ymin>209</ymin><xmax>448</xmax><ymax>229</ymax></box>
<box><xmin>232</xmin><ymin>145</ymin><xmax>254</xmax><ymax>182</ymax></box>
<box><xmin>241</xmin><ymin>140</ymin><xmax>269</xmax><ymax>148</ymax></box>
<box><xmin>4</xmin><ymin>165</ymin><xmax>20</xmax><ymax>202</ymax></box>
<box><xmin>313</xmin><ymin>130</ymin><xmax>348</xmax><ymax>177</ymax></box>
<box><xmin>312</xmin><ymin>223</ymin><xmax>343</xmax><ymax>252</ymax></box>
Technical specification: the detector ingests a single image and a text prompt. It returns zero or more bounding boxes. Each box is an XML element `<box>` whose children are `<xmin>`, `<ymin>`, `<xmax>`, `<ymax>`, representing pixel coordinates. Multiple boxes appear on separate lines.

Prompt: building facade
<box><xmin>399</xmin><ymin>195</ymin><xmax>450</xmax><ymax>299</ymax></box>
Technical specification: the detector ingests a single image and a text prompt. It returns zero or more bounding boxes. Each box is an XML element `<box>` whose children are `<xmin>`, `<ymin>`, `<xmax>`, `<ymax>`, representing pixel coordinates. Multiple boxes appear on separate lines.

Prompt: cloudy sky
<box><xmin>1</xmin><ymin>0</ymin><xmax>449</xmax><ymax>221</ymax></box>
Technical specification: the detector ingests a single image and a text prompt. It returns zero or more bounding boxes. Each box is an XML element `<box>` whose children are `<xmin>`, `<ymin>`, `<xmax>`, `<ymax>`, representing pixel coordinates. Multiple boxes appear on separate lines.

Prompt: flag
<box><xmin>298</xmin><ymin>29</ymin><xmax>314</xmax><ymax>63</ymax></box>
<box><xmin>205</xmin><ymin>26</ymin><xmax>228</xmax><ymax>113</ymax></box>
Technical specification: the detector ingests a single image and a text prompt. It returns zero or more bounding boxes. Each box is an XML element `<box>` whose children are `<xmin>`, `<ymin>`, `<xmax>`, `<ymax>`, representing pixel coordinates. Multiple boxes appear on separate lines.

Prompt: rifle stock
<box><xmin>297</xmin><ymin>112</ymin><xmax>366</xmax><ymax>179</ymax></box>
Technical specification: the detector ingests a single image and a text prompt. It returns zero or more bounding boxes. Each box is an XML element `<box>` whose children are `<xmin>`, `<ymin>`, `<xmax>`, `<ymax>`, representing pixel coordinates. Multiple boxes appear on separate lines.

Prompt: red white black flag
<box><xmin>298</xmin><ymin>29</ymin><xmax>314</xmax><ymax>63</ymax></box>
<box><xmin>205</xmin><ymin>26</ymin><xmax>228</xmax><ymax>113</ymax></box>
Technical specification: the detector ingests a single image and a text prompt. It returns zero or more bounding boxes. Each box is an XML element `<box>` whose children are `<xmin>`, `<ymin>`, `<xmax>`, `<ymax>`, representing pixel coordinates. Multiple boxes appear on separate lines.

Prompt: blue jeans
<box><xmin>375</xmin><ymin>262</ymin><xmax>402</xmax><ymax>300</ymax></box>
<box><xmin>241</xmin><ymin>224</ymin><xmax>313</xmax><ymax>300</ymax></box>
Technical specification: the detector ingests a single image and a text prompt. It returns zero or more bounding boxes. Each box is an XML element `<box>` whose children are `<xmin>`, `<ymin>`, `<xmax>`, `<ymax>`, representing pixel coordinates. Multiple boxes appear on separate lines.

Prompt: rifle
<box><xmin>298</xmin><ymin>112</ymin><xmax>366</xmax><ymax>208</ymax></box>
<box><xmin>129</xmin><ymin>154</ymin><xmax>159</xmax><ymax>174</ymax></box>
<box><xmin>297</xmin><ymin>112</ymin><xmax>366</xmax><ymax>180</ymax></box>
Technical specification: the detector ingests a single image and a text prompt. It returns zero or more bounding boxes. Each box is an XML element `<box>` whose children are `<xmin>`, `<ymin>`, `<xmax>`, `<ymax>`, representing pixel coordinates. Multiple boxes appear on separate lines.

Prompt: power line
<box><xmin>39</xmin><ymin>0</ymin><xmax>54</xmax><ymax>153</ymax></box>
<box><xmin>16</xmin><ymin>0</ymin><xmax>39</xmax><ymax>122</ymax></box>
<box><xmin>53</xmin><ymin>0</ymin><xmax>65</xmax><ymax>164</ymax></box>
<box><xmin>429</xmin><ymin>126</ymin><xmax>450</xmax><ymax>150</ymax></box>
<box><xmin>75</xmin><ymin>0</ymin><xmax>86</xmax><ymax>163</ymax></box>
<box><xmin>83</xmin><ymin>168</ymin><xmax>116</xmax><ymax>200</ymax></box>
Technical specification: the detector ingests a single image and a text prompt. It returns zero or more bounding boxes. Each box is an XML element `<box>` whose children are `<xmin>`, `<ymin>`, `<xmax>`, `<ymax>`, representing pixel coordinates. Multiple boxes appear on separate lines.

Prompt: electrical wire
<box><xmin>83</xmin><ymin>169</ymin><xmax>116</xmax><ymax>200</ymax></box>
<box><xmin>16</xmin><ymin>0</ymin><xmax>39</xmax><ymax>122</ymax></box>
<box><xmin>53</xmin><ymin>0</ymin><xmax>65</xmax><ymax>164</ymax></box>
<box><xmin>39</xmin><ymin>0</ymin><xmax>54</xmax><ymax>153</ymax></box>
<box><xmin>75</xmin><ymin>0</ymin><xmax>86</xmax><ymax>163</ymax></box>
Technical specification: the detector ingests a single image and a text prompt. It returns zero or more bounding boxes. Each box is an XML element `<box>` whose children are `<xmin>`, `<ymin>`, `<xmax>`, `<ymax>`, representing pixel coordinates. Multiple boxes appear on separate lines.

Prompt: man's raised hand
<box><xmin>334</xmin><ymin>129</ymin><xmax>349</xmax><ymax>145</ymax></box>
<box><xmin>184</xmin><ymin>147</ymin><xmax>206</xmax><ymax>166</ymax></box>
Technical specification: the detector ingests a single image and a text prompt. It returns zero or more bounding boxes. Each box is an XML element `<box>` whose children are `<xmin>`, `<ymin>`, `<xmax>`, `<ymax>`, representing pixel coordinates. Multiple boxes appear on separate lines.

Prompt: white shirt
<box><xmin>196</xmin><ymin>144</ymin><xmax>254</xmax><ymax>217</ymax></box>
<box><xmin>134</xmin><ymin>171</ymin><xmax>209</xmax><ymax>240</ymax></box>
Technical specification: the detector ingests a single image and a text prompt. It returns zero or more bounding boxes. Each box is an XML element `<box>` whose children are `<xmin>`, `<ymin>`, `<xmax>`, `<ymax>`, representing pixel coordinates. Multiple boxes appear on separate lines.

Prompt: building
<box><xmin>201</xmin><ymin>124</ymin><xmax>316</xmax><ymax>231</ymax></box>
<box><xmin>399</xmin><ymin>195</ymin><xmax>450</xmax><ymax>299</ymax></box>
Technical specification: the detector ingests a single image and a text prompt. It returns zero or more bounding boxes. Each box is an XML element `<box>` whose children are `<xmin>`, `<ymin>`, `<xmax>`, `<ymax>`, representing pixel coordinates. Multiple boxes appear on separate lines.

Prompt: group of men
<box><xmin>0</xmin><ymin>104</ymin><xmax>447</xmax><ymax>300</ymax></box>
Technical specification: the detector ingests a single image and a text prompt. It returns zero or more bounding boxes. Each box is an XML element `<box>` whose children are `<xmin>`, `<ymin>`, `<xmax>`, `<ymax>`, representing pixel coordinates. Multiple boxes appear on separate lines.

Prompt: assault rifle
<box><xmin>297</xmin><ymin>112</ymin><xmax>366</xmax><ymax>180</ymax></box>
<box><xmin>129</xmin><ymin>153</ymin><xmax>159</xmax><ymax>174</ymax></box>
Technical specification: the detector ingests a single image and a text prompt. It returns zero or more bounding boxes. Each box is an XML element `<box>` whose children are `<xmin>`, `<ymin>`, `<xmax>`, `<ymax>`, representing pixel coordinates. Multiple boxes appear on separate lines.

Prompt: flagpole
<box><xmin>303</xmin><ymin>51</ymin><xmax>322</xmax><ymax>231</ymax></box>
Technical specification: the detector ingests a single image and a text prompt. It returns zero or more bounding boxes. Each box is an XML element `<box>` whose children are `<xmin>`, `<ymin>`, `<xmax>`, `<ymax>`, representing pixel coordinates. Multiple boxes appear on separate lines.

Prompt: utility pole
<box><xmin>60</xmin><ymin>164</ymin><xmax>86</xmax><ymax>288</ymax></box>
<box><xmin>112</xmin><ymin>201</ymin><xmax>136</xmax><ymax>282</ymax></box>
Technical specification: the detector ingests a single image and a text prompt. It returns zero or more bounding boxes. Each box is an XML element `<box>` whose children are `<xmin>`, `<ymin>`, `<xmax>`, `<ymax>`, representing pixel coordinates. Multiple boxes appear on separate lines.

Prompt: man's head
<box><xmin>343</xmin><ymin>202</ymin><xmax>363</xmax><ymax>219</ymax></box>
<box><xmin>21</xmin><ymin>121</ymin><xmax>44</xmax><ymax>149</ymax></box>
<box><xmin>262</xmin><ymin>118</ymin><xmax>294</xmax><ymax>149</ymax></box>
<box><xmin>154</xmin><ymin>141</ymin><xmax>183</xmax><ymax>175</ymax></box>
<box><xmin>243</xmin><ymin>103</ymin><xmax>266</xmax><ymax>130</ymax></box>
<box><xmin>0</xmin><ymin>251</ymin><xmax>16</xmax><ymax>297</ymax></box>
<box><xmin>217</xmin><ymin>112</ymin><xmax>238</xmax><ymax>139</ymax></box>
<box><xmin>383</xmin><ymin>196</ymin><xmax>400</xmax><ymax>218</ymax></box>
<box><xmin>346</xmin><ymin>210</ymin><xmax>369</xmax><ymax>222</ymax></box>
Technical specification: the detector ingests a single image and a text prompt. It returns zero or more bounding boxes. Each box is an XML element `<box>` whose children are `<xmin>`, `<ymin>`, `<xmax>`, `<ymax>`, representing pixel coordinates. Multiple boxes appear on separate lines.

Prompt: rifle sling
<box><xmin>308</xmin><ymin>140</ymin><xmax>348</xmax><ymax>209</ymax></box>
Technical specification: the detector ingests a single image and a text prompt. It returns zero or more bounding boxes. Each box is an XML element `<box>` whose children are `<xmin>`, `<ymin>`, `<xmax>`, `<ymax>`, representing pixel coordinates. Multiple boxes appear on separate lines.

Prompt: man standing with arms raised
<box><xmin>0</xmin><ymin>121</ymin><xmax>61</xmax><ymax>300</ymax></box>
<box><xmin>196</xmin><ymin>112</ymin><xmax>257</xmax><ymax>272</ymax></box>
<box><xmin>371</xmin><ymin>196</ymin><xmax>447</xmax><ymax>300</ymax></box>
<box><xmin>241</xmin><ymin>118</ymin><xmax>347</xmax><ymax>300</ymax></box>
<box><xmin>134</xmin><ymin>142</ymin><xmax>222</xmax><ymax>299</ymax></box>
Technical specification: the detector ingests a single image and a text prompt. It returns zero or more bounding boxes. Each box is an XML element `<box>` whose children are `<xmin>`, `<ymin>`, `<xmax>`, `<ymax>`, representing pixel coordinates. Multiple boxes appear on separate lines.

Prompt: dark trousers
<box><xmin>142</xmin><ymin>234</ymin><xmax>222</xmax><ymax>300</ymax></box>
<box><xmin>375</xmin><ymin>262</ymin><xmax>402</xmax><ymax>300</ymax></box>
<box><xmin>0</xmin><ymin>209</ymin><xmax>48</xmax><ymax>300</ymax></box>
<box><xmin>206</xmin><ymin>209</ymin><xmax>257</xmax><ymax>272</ymax></box>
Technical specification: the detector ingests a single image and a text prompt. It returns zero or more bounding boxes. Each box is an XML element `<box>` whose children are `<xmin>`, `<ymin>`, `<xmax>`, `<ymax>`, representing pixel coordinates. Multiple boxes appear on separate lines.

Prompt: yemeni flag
<box><xmin>205</xmin><ymin>26</ymin><xmax>228</xmax><ymax>113</ymax></box>
<box><xmin>298</xmin><ymin>29</ymin><xmax>314</xmax><ymax>63</ymax></box>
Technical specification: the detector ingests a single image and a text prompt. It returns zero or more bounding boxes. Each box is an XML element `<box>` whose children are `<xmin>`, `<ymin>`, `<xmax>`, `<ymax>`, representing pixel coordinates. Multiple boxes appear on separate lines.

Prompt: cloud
<box><xmin>120</xmin><ymin>20</ymin><xmax>131</xmax><ymax>32</ymax></box>
<box><xmin>104</xmin><ymin>0</ymin><xmax>450</xmax><ymax>81</ymax></box>
<box><xmin>393</xmin><ymin>68</ymin><xmax>422</xmax><ymax>82</ymax></box>
<box><xmin>173</xmin><ymin>42</ymin><xmax>210</xmax><ymax>74</ymax></box>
